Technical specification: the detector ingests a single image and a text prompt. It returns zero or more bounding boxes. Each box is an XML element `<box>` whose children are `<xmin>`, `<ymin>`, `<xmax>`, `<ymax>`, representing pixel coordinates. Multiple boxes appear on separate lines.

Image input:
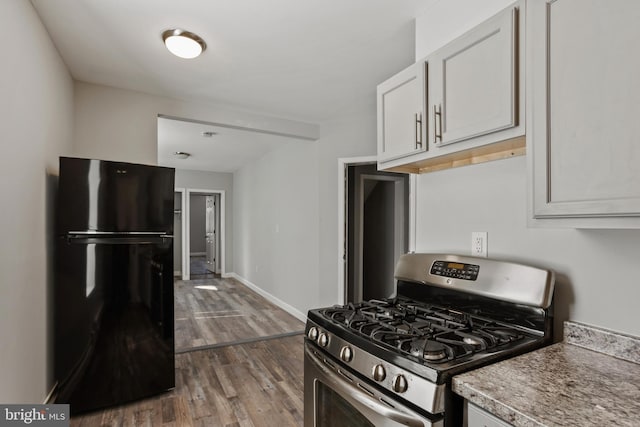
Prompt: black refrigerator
<box><xmin>54</xmin><ymin>157</ymin><xmax>175</xmax><ymax>414</ymax></box>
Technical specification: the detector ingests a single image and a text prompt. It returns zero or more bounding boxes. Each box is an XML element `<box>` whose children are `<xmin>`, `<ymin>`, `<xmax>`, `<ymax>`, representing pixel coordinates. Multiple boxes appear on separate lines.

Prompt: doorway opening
<box><xmin>338</xmin><ymin>157</ymin><xmax>414</xmax><ymax>305</ymax></box>
<box><xmin>188</xmin><ymin>193</ymin><xmax>221</xmax><ymax>279</ymax></box>
<box><xmin>173</xmin><ymin>188</ymin><xmax>226</xmax><ymax>281</ymax></box>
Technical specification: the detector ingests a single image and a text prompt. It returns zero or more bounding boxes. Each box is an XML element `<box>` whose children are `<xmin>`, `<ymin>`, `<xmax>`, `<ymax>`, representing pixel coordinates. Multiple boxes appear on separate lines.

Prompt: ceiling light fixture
<box><xmin>173</xmin><ymin>151</ymin><xmax>191</xmax><ymax>159</ymax></box>
<box><xmin>162</xmin><ymin>29</ymin><xmax>206</xmax><ymax>59</ymax></box>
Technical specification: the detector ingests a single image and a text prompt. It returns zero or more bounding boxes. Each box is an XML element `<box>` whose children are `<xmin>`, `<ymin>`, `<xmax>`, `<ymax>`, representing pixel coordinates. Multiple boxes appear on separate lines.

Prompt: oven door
<box><xmin>304</xmin><ymin>343</ymin><xmax>443</xmax><ymax>427</ymax></box>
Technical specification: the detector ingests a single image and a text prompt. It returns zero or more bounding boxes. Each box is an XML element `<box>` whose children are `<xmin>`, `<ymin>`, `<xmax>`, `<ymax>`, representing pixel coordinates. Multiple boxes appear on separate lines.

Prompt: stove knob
<box><xmin>307</xmin><ymin>327</ymin><xmax>319</xmax><ymax>341</ymax></box>
<box><xmin>392</xmin><ymin>375</ymin><xmax>408</xmax><ymax>393</ymax></box>
<box><xmin>372</xmin><ymin>364</ymin><xmax>386</xmax><ymax>382</ymax></box>
<box><xmin>339</xmin><ymin>346</ymin><xmax>353</xmax><ymax>363</ymax></box>
<box><xmin>318</xmin><ymin>333</ymin><xmax>329</xmax><ymax>347</ymax></box>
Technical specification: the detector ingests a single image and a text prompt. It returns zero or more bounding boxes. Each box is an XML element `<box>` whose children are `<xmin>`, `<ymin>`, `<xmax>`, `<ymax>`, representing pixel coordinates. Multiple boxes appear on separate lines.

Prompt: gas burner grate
<box><xmin>320</xmin><ymin>297</ymin><xmax>528</xmax><ymax>365</ymax></box>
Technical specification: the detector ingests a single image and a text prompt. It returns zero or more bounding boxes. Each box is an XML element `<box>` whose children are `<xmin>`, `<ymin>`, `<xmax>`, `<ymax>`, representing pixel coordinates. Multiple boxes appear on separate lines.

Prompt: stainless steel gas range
<box><xmin>304</xmin><ymin>253</ymin><xmax>555</xmax><ymax>427</ymax></box>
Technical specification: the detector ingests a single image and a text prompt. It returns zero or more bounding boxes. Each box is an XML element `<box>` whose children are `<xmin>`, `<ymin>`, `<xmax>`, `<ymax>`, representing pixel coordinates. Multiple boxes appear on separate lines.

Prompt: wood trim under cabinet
<box><xmin>383</xmin><ymin>136</ymin><xmax>525</xmax><ymax>174</ymax></box>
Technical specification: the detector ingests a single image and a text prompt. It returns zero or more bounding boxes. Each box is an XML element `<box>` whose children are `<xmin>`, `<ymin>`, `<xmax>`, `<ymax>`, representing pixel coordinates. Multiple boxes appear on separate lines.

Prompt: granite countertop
<box><xmin>452</xmin><ymin>322</ymin><xmax>640</xmax><ymax>427</ymax></box>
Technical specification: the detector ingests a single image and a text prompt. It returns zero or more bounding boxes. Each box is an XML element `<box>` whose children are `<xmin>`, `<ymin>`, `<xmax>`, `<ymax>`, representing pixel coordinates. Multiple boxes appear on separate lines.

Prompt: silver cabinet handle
<box><xmin>433</xmin><ymin>104</ymin><xmax>442</xmax><ymax>142</ymax></box>
<box><xmin>415</xmin><ymin>113</ymin><xmax>423</xmax><ymax>149</ymax></box>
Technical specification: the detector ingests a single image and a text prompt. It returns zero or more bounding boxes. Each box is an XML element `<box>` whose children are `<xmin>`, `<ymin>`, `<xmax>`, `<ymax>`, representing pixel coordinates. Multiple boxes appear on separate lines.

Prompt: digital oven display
<box><xmin>430</xmin><ymin>260</ymin><xmax>480</xmax><ymax>281</ymax></box>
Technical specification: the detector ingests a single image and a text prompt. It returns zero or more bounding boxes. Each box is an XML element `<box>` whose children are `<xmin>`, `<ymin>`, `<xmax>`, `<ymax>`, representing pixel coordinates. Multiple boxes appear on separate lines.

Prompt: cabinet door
<box><xmin>430</xmin><ymin>5</ymin><xmax>519</xmax><ymax>147</ymax></box>
<box><xmin>377</xmin><ymin>63</ymin><xmax>427</xmax><ymax>162</ymax></box>
<box><xmin>530</xmin><ymin>0</ymin><xmax>640</xmax><ymax>220</ymax></box>
<box><xmin>467</xmin><ymin>403</ymin><xmax>512</xmax><ymax>427</ymax></box>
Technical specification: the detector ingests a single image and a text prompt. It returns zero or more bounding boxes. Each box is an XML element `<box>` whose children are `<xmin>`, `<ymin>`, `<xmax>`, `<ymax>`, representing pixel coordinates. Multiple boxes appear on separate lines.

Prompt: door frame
<box><xmin>204</xmin><ymin>193</ymin><xmax>222</xmax><ymax>274</ymax></box>
<box><xmin>175</xmin><ymin>188</ymin><xmax>187</xmax><ymax>280</ymax></box>
<box><xmin>184</xmin><ymin>188</ymin><xmax>226</xmax><ymax>280</ymax></box>
<box><xmin>337</xmin><ymin>156</ymin><xmax>417</xmax><ymax>305</ymax></box>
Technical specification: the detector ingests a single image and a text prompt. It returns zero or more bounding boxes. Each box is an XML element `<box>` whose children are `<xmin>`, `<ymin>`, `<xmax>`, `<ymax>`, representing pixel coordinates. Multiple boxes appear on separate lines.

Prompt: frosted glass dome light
<box><xmin>162</xmin><ymin>29</ymin><xmax>206</xmax><ymax>59</ymax></box>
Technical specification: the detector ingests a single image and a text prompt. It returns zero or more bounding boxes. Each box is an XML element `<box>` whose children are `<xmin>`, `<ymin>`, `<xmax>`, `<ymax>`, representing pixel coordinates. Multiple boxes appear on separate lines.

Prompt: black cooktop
<box><xmin>320</xmin><ymin>297</ymin><xmax>528</xmax><ymax>364</ymax></box>
<box><xmin>307</xmin><ymin>290</ymin><xmax>551</xmax><ymax>383</ymax></box>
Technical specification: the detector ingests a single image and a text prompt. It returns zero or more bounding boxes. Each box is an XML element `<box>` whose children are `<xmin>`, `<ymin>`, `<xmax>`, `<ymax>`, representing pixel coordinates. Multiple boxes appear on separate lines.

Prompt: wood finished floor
<box><xmin>189</xmin><ymin>256</ymin><xmax>217</xmax><ymax>280</ymax></box>
<box><xmin>174</xmin><ymin>275</ymin><xmax>305</xmax><ymax>352</ymax></box>
<box><xmin>70</xmin><ymin>335</ymin><xmax>304</xmax><ymax>427</ymax></box>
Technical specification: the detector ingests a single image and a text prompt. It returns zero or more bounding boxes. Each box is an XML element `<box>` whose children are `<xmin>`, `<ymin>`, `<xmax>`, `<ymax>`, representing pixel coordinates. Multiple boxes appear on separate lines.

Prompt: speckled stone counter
<box><xmin>452</xmin><ymin>321</ymin><xmax>640</xmax><ymax>426</ymax></box>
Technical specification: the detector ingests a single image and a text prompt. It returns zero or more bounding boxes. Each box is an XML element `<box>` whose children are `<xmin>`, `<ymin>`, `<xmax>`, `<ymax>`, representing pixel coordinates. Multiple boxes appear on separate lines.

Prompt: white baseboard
<box><xmin>174</xmin><ymin>270</ymin><xmax>181</xmax><ymax>276</ymax></box>
<box><xmin>190</xmin><ymin>252</ymin><xmax>206</xmax><ymax>256</ymax></box>
<box><xmin>229</xmin><ymin>273</ymin><xmax>307</xmax><ymax>323</ymax></box>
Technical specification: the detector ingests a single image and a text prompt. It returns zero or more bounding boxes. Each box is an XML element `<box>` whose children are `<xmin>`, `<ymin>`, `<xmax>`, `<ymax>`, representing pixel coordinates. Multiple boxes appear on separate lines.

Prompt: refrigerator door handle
<box><xmin>67</xmin><ymin>231</ymin><xmax>172</xmax><ymax>236</ymax></box>
<box><xmin>65</xmin><ymin>233</ymin><xmax>172</xmax><ymax>245</ymax></box>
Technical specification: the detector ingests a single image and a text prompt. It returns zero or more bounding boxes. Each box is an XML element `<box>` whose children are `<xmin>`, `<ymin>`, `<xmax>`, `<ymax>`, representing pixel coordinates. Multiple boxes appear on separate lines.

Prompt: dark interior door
<box><xmin>346</xmin><ymin>164</ymin><xmax>409</xmax><ymax>303</ymax></box>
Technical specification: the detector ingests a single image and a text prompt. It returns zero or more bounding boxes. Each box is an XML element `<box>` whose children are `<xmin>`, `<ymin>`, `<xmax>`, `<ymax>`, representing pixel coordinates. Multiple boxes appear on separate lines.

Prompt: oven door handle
<box><xmin>306</xmin><ymin>347</ymin><xmax>433</xmax><ymax>427</ymax></box>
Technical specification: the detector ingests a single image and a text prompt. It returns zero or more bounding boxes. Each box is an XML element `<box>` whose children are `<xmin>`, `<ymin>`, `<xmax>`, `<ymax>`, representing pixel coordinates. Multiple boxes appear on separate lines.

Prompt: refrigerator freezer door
<box><xmin>57</xmin><ymin>157</ymin><xmax>175</xmax><ymax>234</ymax></box>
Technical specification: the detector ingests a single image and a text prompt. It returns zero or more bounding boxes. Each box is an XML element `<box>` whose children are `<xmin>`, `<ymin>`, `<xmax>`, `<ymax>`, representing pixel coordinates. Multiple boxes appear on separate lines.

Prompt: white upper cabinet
<box><xmin>377</xmin><ymin>63</ymin><xmax>427</xmax><ymax>163</ymax></box>
<box><xmin>429</xmin><ymin>5</ymin><xmax>520</xmax><ymax>148</ymax></box>
<box><xmin>378</xmin><ymin>1</ymin><xmax>525</xmax><ymax>173</ymax></box>
<box><xmin>528</xmin><ymin>0</ymin><xmax>640</xmax><ymax>227</ymax></box>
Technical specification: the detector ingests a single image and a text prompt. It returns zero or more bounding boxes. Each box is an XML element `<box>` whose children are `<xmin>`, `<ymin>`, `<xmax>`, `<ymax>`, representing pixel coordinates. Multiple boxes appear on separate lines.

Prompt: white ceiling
<box><xmin>157</xmin><ymin>116</ymin><xmax>310</xmax><ymax>173</ymax></box>
<box><xmin>31</xmin><ymin>0</ymin><xmax>433</xmax><ymax>171</ymax></box>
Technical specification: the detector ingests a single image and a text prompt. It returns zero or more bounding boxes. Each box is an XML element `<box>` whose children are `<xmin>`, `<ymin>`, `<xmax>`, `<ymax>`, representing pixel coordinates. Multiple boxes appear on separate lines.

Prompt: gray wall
<box><xmin>233</xmin><ymin>140</ymin><xmax>320</xmax><ymax>317</ymax></box>
<box><xmin>0</xmin><ymin>1</ymin><xmax>75</xmax><ymax>403</ymax></box>
<box><xmin>414</xmin><ymin>0</ymin><xmax>640</xmax><ymax>338</ymax></box>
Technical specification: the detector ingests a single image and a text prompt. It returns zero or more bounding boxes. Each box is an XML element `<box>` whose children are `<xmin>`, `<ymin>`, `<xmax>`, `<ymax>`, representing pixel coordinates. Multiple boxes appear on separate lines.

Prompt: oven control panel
<box><xmin>430</xmin><ymin>261</ymin><xmax>479</xmax><ymax>281</ymax></box>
